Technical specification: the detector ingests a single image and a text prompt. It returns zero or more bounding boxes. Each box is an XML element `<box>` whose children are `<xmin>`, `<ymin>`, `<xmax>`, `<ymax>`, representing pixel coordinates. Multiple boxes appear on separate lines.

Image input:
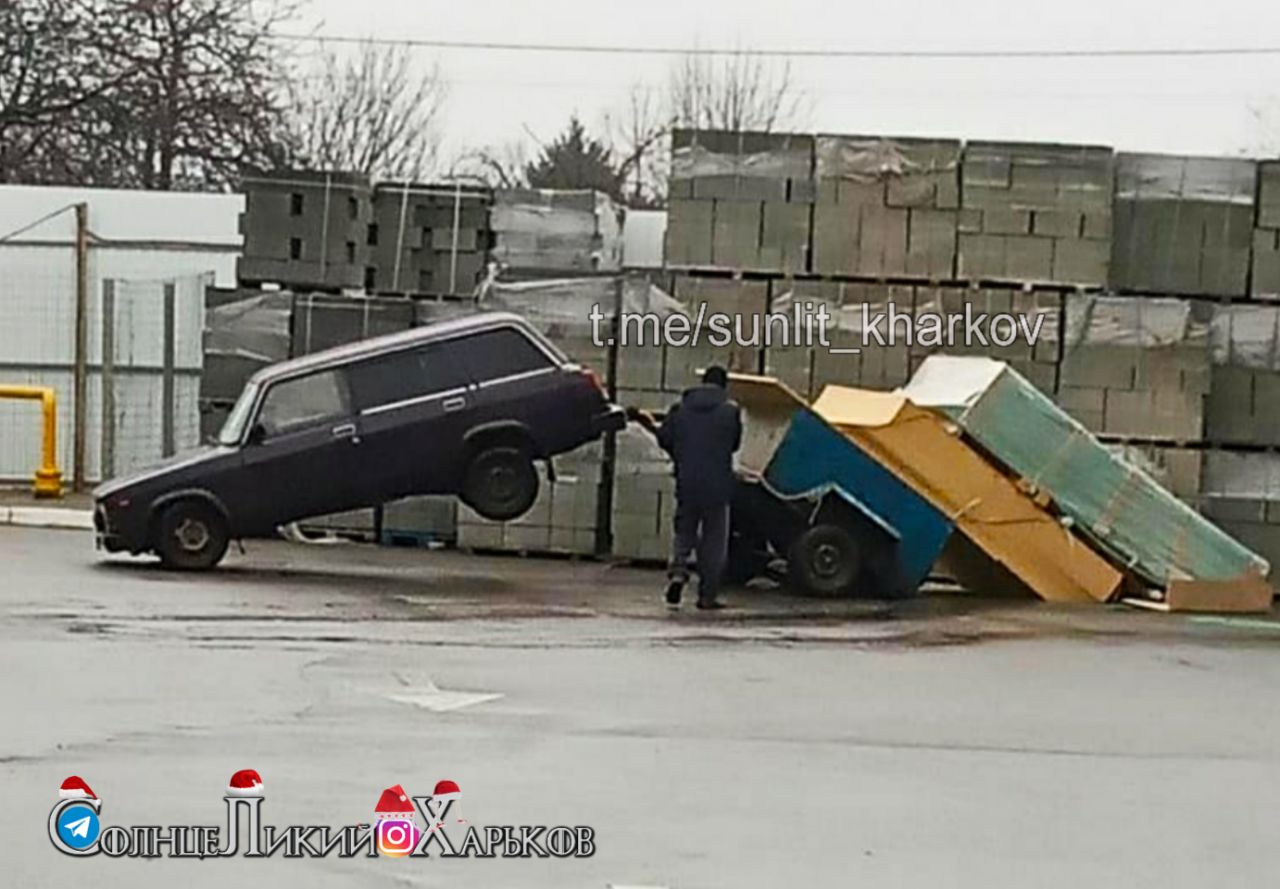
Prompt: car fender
<box><xmin>463</xmin><ymin>420</ymin><xmax>540</xmax><ymax>456</ymax></box>
<box><xmin>149</xmin><ymin>488</ymin><xmax>232</xmax><ymax>529</ymax></box>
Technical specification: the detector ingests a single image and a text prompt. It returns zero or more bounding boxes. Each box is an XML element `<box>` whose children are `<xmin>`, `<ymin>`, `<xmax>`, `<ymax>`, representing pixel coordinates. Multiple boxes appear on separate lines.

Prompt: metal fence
<box><xmin>0</xmin><ymin>270</ymin><xmax>209</xmax><ymax>484</ymax></box>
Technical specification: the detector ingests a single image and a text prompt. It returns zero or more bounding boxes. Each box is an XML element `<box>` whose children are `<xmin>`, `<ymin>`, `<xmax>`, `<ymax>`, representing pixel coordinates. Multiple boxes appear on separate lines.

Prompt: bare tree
<box><xmin>667</xmin><ymin>51</ymin><xmax>805</xmax><ymax>133</ymax></box>
<box><xmin>453</xmin><ymin>139</ymin><xmax>531</xmax><ymax>189</ymax></box>
<box><xmin>76</xmin><ymin>0</ymin><xmax>298</xmax><ymax>190</ymax></box>
<box><xmin>288</xmin><ymin>40</ymin><xmax>447</xmax><ymax>181</ymax></box>
<box><xmin>602</xmin><ymin>51</ymin><xmax>807</xmax><ymax>205</ymax></box>
<box><xmin>605</xmin><ymin>84</ymin><xmax>669</xmax><ymax>207</ymax></box>
<box><xmin>0</xmin><ymin>0</ymin><xmax>128</xmax><ymax>183</ymax></box>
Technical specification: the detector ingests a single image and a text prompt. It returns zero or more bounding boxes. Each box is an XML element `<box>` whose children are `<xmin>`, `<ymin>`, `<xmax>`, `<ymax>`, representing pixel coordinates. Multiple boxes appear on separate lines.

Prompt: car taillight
<box><xmin>581</xmin><ymin>367</ymin><xmax>605</xmax><ymax>394</ymax></box>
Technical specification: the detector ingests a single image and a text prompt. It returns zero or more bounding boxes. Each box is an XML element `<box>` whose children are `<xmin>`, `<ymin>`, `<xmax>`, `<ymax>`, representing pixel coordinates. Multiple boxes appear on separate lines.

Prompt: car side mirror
<box><xmin>246</xmin><ymin>423</ymin><xmax>267</xmax><ymax>446</ymax></box>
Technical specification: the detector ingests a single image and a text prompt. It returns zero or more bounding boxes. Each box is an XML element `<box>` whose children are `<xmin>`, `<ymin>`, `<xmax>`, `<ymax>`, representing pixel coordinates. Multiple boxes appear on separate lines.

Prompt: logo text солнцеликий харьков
<box><xmin>49</xmin><ymin>772</ymin><xmax>595</xmax><ymax>859</ymax></box>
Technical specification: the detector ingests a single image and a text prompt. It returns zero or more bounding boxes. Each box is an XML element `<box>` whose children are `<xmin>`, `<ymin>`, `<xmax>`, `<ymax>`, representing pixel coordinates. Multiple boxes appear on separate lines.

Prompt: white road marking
<box><xmin>387</xmin><ymin>679</ymin><xmax>502</xmax><ymax>712</ymax></box>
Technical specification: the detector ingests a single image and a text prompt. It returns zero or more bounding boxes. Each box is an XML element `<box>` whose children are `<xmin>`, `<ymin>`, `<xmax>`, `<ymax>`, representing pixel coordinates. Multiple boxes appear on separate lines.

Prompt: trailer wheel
<box><xmin>788</xmin><ymin>523</ymin><xmax>860</xmax><ymax>596</ymax></box>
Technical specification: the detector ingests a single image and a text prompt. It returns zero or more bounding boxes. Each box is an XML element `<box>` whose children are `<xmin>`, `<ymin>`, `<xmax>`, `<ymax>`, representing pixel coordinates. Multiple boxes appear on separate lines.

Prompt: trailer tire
<box><xmin>788</xmin><ymin>523</ymin><xmax>860</xmax><ymax>596</ymax></box>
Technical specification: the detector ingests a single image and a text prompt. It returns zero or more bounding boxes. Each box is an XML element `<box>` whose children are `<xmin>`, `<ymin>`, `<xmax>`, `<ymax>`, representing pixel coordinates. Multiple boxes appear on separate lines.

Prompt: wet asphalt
<box><xmin>3</xmin><ymin>525</ymin><xmax>1280</xmax><ymax>888</ymax></box>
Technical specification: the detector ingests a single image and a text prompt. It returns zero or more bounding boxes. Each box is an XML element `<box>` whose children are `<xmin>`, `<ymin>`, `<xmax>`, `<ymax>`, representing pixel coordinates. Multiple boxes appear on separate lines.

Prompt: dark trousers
<box><xmin>668</xmin><ymin>498</ymin><xmax>731</xmax><ymax>604</ymax></box>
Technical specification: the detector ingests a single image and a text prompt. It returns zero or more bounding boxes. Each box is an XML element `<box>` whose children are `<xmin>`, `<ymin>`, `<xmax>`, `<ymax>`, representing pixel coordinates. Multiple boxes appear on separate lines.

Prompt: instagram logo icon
<box><xmin>373</xmin><ymin>785</ymin><xmax>420</xmax><ymax>858</ymax></box>
<box><xmin>376</xmin><ymin>818</ymin><xmax>420</xmax><ymax>857</ymax></box>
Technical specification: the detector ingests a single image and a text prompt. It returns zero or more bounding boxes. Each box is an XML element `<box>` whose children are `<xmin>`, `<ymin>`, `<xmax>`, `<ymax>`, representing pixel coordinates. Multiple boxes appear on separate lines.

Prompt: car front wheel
<box><xmin>154</xmin><ymin>500</ymin><xmax>230</xmax><ymax>570</ymax></box>
<box><xmin>461</xmin><ymin>445</ymin><xmax>539</xmax><ymax>521</ymax></box>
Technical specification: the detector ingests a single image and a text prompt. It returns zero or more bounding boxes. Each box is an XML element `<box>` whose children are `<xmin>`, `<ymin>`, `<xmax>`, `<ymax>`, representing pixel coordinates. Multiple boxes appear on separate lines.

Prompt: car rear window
<box><xmin>460</xmin><ymin>327</ymin><xmax>555</xmax><ymax>381</ymax></box>
<box><xmin>346</xmin><ymin>340</ymin><xmax>471</xmax><ymax>411</ymax></box>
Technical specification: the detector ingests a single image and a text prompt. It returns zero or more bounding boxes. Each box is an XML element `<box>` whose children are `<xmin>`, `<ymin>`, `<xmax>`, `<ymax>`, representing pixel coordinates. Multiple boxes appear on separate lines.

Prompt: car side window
<box><xmin>461</xmin><ymin>328</ymin><xmax>554</xmax><ymax>382</ymax></box>
<box><xmin>346</xmin><ymin>340</ymin><xmax>472</xmax><ymax>411</ymax></box>
<box><xmin>256</xmin><ymin>369</ymin><xmax>348</xmax><ymax>437</ymax></box>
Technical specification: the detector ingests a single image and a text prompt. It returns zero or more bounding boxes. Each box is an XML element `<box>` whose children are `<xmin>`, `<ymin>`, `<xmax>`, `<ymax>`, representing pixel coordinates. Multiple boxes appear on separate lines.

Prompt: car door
<box><xmin>460</xmin><ymin>326</ymin><xmax>563</xmax><ymax>446</ymax></box>
<box><xmin>230</xmin><ymin>367</ymin><xmax>365</xmax><ymax>530</ymax></box>
<box><xmin>344</xmin><ymin>338</ymin><xmax>476</xmax><ymax>499</ymax></box>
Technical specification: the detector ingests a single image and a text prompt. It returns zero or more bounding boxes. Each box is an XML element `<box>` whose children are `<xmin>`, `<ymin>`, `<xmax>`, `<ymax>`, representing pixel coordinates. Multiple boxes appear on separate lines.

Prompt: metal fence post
<box><xmin>162</xmin><ymin>281</ymin><xmax>176</xmax><ymax>457</ymax></box>
<box><xmin>72</xmin><ymin>202</ymin><xmax>89</xmax><ymax>490</ymax></box>
<box><xmin>101</xmin><ymin>279</ymin><xmax>116</xmax><ymax>479</ymax></box>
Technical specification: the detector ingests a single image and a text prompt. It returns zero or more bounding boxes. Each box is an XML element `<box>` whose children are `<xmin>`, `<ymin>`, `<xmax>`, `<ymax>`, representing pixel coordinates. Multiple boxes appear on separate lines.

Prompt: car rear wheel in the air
<box><xmin>154</xmin><ymin>500</ymin><xmax>230</xmax><ymax>570</ymax></box>
<box><xmin>787</xmin><ymin>523</ymin><xmax>860</xmax><ymax>596</ymax></box>
<box><xmin>461</xmin><ymin>445</ymin><xmax>539</xmax><ymax>521</ymax></box>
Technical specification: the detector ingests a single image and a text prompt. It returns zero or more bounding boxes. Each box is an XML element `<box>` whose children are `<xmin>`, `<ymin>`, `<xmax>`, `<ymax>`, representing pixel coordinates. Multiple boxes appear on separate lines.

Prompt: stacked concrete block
<box><xmin>1253</xmin><ymin>161</ymin><xmax>1280</xmax><ymax>300</ymax></box>
<box><xmin>381</xmin><ymin>496</ymin><xmax>458</xmax><ymax>545</ymax></box>
<box><xmin>908</xmin><ymin>286</ymin><xmax>1061</xmax><ymax>394</ymax></box>
<box><xmin>1205</xmin><ymin>303</ymin><xmax>1280</xmax><ymax>446</ymax></box>
<box><xmin>491</xmin><ymin>189</ymin><xmax>623</xmax><ymax>273</ymax></box>
<box><xmin>1056</xmin><ymin>295</ymin><xmax>1210</xmax><ymax>440</ymax></box>
<box><xmin>610</xmin><ymin>426</ymin><xmax>676</xmax><ymax>562</ymax></box>
<box><xmin>958</xmin><ymin>142</ymin><xmax>1113</xmax><ymax>286</ymax></box>
<box><xmin>762</xmin><ymin>280</ymin><xmax>915</xmax><ymax>398</ymax></box>
<box><xmin>457</xmin><ymin>441</ymin><xmax>603</xmax><ymax>555</ymax></box>
<box><xmin>238</xmin><ymin>171</ymin><xmax>374</xmax><ymax>290</ymax></box>
<box><xmin>299</xmin><ymin>508</ymin><xmax>377</xmax><ymax>539</ymax></box>
<box><xmin>289</xmin><ymin>293</ymin><xmax>416</xmax><ymax>356</ymax></box>
<box><xmin>201</xmin><ymin>287</ymin><xmax>294</xmax><ymax>425</ymax></box>
<box><xmin>812</xmin><ymin>136</ymin><xmax>960</xmax><ymax>280</ymax></box>
<box><xmin>666</xmin><ymin>129</ymin><xmax>814</xmax><ymax>272</ymax></box>
<box><xmin>615</xmin><ymin>275</ymin><xmax>767</xmax><ymax>408</ymax></box>
<box><xmin>369</xmin><ymin>183</ymin><xmax>491</xmax><ymax>296</ymax></box>
<box><xmin>1109</xmin><ymin>443</ymin><xmax>1204</xmax><ymax>503</ymax></box>
<box><xmin>1200</xmin><ymin>451</ymin><xmax>1280</xmax><ymax>580</ymax></box>
<box><xmin>1111</xmin><ymin>154</ymin><xmax>1256</xmax><ymax>297</ymax></box>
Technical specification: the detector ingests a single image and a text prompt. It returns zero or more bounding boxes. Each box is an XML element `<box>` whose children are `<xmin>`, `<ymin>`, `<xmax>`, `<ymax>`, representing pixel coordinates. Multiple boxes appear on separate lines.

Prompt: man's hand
<box><xmin>626</xmin><ymin>406</ymin><xmax>658</xmax><ymax>431</ymax></box>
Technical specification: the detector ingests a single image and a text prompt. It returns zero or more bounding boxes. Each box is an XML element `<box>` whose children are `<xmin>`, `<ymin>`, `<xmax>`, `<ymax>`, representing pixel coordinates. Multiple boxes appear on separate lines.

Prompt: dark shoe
<box><xmin>696</xmin><ymin>599</ymin><xmax>725</xmax><ymax>611</ymax></box>
<box><xmin>665</xmin><ymin>580</ymin><xmax>684</xmax><ymax>607</ymax></box>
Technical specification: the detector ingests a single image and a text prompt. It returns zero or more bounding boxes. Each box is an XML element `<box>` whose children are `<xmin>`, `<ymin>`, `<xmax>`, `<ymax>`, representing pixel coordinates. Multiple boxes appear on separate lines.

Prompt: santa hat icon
<box><xmin>226</xmin><ymin>769</ymin><xmax>264</xmax><ymax>797</ymax></box>
<box><xmin>58</xmin><ymin>776</ymin><xmax>97</xmax><ymax>800</ymax></box>
<box><xmin>374</xmin><ymin>784</ymin><xmax>414</xmax><ymax>817</ymax></box>
<box><xmin>432</xmin><ymin>780</ymin><xmax>461</xmax><ymax>803</ymax></box>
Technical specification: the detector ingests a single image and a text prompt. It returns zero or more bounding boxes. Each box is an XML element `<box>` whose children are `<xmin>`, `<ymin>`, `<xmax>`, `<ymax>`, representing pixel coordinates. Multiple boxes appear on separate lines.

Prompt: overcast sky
<box><xmin>298</xmin><ymin>0</ymin><xmax>1280</xmax><ymax>168</ymax></box>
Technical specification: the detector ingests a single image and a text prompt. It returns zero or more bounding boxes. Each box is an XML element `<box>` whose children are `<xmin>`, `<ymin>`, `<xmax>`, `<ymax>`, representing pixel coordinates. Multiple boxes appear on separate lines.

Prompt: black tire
<box><xmin>154</xmin><ymin>500</ymin><xmax>230</xmax><ymax>571</ymax></box>
<box><xmin>788</xmin><ymin>523</ymin><xmax>860</xmax><ymax>596</ymax></box>
<box><xmin>461</xmin><ymin>445</ymin><xmax>539</xmax><ymax>521</ymax></box>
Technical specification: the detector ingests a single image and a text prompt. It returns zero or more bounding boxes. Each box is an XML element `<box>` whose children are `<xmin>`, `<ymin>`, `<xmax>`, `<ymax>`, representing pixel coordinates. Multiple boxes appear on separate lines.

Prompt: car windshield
<box><xmin>217</xmin><ymin>381</ymin><xmax>260</xmax><ymax>446</ymax></box>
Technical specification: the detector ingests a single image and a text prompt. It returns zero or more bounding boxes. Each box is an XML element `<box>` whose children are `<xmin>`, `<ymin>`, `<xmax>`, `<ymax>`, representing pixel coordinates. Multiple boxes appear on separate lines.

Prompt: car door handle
<box><xmin>442</xmin><ymin>396</ymin><xmax>467</xmax><ymax>412</ymax></box>
<box><xmin>331</xmin><ymin>423</ymin><xmax>360</xmax><ymax>443</ymax></box>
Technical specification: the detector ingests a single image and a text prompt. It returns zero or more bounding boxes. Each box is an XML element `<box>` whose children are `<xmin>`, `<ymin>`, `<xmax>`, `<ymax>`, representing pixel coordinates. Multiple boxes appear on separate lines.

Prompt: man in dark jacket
<box><xmin>652</xmin><ymin>365</ymin><xmax>743</xmax><ymax>610</ymax></box>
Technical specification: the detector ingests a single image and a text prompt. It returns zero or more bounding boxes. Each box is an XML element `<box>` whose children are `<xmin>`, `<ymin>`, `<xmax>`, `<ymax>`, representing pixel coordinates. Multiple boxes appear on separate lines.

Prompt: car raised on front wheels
<box><xmin>94</xmin><ymin>312</ymin><xmax>625</xmax><ymax>569</ymax></box>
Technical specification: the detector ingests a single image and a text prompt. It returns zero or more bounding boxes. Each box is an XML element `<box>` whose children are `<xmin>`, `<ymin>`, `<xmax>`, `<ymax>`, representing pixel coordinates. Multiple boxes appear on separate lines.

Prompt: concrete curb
<box><xmin>0</xmin><ymin>506</ymin><xmax>95</xmax><ymax>530</ymax></box>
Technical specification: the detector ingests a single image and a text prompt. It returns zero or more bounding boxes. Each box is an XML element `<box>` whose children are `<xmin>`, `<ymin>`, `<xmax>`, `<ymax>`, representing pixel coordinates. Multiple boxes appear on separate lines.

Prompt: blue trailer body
<box><xmin>762</xmin><ymin>407</ymin><xmax>954</xmax><ymax>591</ymax></box>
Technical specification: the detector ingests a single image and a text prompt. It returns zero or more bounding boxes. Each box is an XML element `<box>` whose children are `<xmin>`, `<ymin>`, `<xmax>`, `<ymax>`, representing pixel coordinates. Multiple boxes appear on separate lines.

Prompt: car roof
<box><xmin>251</xmin><ymin>311</ymin><xmax>542</xmax><ymax>384</ymax></box>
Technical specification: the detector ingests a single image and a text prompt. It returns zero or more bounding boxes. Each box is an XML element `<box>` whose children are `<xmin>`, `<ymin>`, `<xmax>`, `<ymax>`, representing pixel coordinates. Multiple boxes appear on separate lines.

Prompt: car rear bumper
<box><xmin>592</xmin><ymin>404</ymin><xmax>627</xmax><ymax>435</ymax></box>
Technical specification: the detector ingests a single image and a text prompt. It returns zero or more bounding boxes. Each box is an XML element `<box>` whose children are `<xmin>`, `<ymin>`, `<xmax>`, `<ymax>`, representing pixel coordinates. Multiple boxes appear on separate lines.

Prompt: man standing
<box><xmin>635</xmin><ymin>366</ymin><xmax>742</xmax><ymax>610</ymax></box>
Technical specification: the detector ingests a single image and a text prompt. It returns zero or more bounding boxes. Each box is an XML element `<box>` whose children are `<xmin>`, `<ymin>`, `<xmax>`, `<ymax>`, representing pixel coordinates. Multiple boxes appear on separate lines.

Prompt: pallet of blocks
<box><xmin>381</xmin><ymin>496</ymin><xmax>458</xmax><ymax>547</ymax></box>
<box><xmin>456</xmin><ymin>441</ymin><xmax>603</xmax><ymax>556</ymax></box>
<box><xmin>959</xmin><ymin>142</ymin><xmax>1113</xmax><ymax>286</ymax></box>
<box><xmin>666</xmin><ymin>129</ymin><xmax>814</xmax><ymax>273</ymax></box>
<box><xmin>1111</xmin><ymin>154</ymin><xmax>1255</xmax><ymax>297</ymax></box>
<box><xmin>1200</xmin><ymin>451</ymin><xmax>1280</xmax><ymax>582</ymax></box>
<box><xmin>1206</xmin><ymin>304</ymin><xmax>1280</xmax><ymax>446</ymax></box>
<box><xmin>490</xmin><ymin>189</ymin><xmax>623</xmax><ymax>273</ymax></box>
<box><xmin>238</xmin><ymin>170</ymin><xmax>373</xmax><ymax>290</ymax></box>
<box><xmin>812</xmin><ymin>135</ymin><xmax>961</xmax><ymax>280</ymax></box>
<box><xmin>764</xmin><ymin>280</ymin><xmax>916</xmax><ymax>399</ymax></box>
<box><xmin>615</xmin><ymin>276</ymin><xmax>767</xmax><ymax>410</ymax></box>
<box><xmin>610</xmin><ymin>425</ymin><xmax>676</xmax><ymax>563</ymax></box>
<box><xmin>369</xmin><ymin>182</ymin><xmax>491</xmax><ymax>296</ymax></box>
<box><xmin>1254</xmin><ymin>161</ymin><xmax>1280</xmax><ymax>300</ymax></box>
<box><xmin>1055</xmin><ymin>295</ymin><xmax>1209</xmax><ymax>441</ymax></box>
<box><xmin>908</xmin><ymin>286</ymin><xmax>1061</xmax><ymax>395</ymax></box>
